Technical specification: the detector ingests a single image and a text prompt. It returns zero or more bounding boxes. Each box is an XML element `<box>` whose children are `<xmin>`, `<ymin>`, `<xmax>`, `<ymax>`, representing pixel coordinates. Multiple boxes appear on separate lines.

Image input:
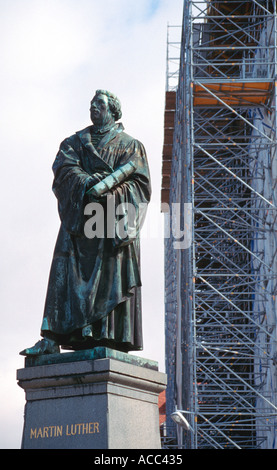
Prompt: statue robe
<box><xmin>41</xmin><ymin>123</ymin><xmax>151</xmax><ymax>352</ymax></box>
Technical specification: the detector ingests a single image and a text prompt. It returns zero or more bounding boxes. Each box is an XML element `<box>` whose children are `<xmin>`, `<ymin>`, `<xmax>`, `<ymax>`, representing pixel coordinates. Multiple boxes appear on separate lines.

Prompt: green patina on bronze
<box><xmin>20</xmin><ymin>89</ymin><xmax>151</xmax><ymax>357</ymax></box>
<box><xmin>24</xmin><ymin>347</ymin><xmax>159</xmax><ymax>370</ymax></box>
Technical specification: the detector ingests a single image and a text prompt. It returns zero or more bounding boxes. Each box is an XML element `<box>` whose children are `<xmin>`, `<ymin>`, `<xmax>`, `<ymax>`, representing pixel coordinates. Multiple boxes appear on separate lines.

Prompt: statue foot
<box><xmin>19</xmin><ymin>338</ymin><xmax>60</xmax><ymax>356</ymax></box>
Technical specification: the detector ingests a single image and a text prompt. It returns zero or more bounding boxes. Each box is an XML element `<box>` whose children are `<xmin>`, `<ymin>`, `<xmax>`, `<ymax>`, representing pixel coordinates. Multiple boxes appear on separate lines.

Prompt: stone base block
<box><xmin>17</xmin><ymin>347</ymin><xmax>167</xmax><ymax>449</ymax></box>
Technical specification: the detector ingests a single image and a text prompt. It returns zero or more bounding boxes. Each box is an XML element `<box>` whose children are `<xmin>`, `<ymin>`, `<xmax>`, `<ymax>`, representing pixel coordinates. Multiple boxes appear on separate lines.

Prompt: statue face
<box><xmin>90</xmin><ymin>93</ymin><xmax>114</xmax><ymax>127</ymax></box>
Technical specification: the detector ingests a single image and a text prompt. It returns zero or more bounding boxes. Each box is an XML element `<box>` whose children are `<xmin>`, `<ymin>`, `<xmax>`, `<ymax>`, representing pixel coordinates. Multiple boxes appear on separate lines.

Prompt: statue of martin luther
<box><xmin>20</xmin><ymin>89</ymin><xmax>151</xmax><ymax>356</ymax></box>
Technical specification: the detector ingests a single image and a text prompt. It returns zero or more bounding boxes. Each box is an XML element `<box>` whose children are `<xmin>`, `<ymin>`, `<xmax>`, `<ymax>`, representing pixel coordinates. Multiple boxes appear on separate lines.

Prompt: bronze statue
<box><xmin>20</xmin><ymin>90</ymin><xmax>151</xmax><ymax>356</ymax></box>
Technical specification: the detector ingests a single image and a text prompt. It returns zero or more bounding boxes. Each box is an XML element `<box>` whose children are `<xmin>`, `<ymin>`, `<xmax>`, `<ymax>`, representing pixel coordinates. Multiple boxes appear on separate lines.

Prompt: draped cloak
<box><xmin>41</xmin><ymin>123</ymin><xmax>151</xmax><ymax>352</ymax></box>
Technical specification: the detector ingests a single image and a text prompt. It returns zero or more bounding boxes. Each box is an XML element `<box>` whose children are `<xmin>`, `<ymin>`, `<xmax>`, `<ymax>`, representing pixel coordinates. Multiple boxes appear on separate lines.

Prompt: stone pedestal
<box><xmin>17</xmin><ymin>347</ymin><xmax>167</xmax><ymax>449</ymax></box>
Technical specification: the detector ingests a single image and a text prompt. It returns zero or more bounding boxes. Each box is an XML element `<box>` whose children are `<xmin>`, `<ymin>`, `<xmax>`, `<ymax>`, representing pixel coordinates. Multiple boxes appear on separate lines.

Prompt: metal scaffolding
<box><xmin>162</xmin><ymin>1</ymin><xmax>277</xmax><ymax>449</ymax></box>
<box><xmin>166</xmin><ymin>24</ymin><xmax>182</xmax><ymax>92</ymax></box>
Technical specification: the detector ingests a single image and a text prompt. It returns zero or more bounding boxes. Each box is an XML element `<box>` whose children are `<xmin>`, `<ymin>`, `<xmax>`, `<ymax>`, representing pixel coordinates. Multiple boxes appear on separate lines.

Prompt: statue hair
<box><xmin>95</xmin><ymin>89</ymin><xmax>122</xmax><ymax>121</ymax></box>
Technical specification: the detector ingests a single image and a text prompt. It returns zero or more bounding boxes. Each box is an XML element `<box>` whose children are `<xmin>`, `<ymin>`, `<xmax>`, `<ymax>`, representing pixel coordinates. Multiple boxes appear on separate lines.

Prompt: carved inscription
<box><xmin>30</xmin><ymin>422</ymin><xmax>100</xmax><ymax>439</ymax></box>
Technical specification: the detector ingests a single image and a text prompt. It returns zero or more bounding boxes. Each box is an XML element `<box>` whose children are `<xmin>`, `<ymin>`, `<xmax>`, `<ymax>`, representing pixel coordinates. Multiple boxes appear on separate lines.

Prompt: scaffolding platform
<box><xmin>193</xmin><ymin>81</ymin><xmax>273</xmax><ymax>107</ymax></box>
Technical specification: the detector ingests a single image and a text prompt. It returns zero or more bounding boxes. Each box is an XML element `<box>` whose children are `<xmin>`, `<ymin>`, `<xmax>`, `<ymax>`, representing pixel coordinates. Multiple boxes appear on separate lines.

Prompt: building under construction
<box><xmin>162</xmin><ymin>1</ymin><xmax>277</xmax><ymax>449</ymax></box>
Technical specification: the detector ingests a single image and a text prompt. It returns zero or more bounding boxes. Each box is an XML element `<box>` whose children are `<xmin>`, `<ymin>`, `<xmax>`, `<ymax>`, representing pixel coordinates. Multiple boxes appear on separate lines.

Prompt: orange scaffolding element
<box><xmin>194</xmin><ymin>81</ymin><xmax>273</xmax><ymax>107</ymax></box>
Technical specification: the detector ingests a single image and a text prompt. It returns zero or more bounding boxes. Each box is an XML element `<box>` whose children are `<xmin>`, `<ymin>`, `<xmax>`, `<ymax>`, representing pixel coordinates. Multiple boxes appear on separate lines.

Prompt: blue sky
<box><xmin>149</xmin><ymin>0</ymin><xmax>162</xmax><ymax>16</ymax></box>
<box><xmin>0</xmin><ymin>0</ymin><xmax>184</xmax><ymax>448</ymax></box>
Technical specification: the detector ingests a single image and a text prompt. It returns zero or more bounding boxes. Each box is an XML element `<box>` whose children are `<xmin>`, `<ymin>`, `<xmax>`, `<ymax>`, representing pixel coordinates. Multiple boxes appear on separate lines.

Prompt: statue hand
<box><xmin>93</xmin><ymin>170</ymin><xmax>111</xmax><ymax>183</ymax></box>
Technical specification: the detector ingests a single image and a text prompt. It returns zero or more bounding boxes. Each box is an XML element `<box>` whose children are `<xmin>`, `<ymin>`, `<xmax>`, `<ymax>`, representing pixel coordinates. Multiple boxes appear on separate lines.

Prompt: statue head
<box><xmin>90</xmin><ymin>89</ymin><xmax>122</xmax><ymax>127</ymax></box>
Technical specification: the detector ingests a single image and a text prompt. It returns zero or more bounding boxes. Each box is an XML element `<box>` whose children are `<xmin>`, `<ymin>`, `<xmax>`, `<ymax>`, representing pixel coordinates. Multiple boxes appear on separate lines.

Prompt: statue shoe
<box><xmin>19</xmin><ymin>338</ymin><xmax>60</xmax><ymax>356</ymax></box>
